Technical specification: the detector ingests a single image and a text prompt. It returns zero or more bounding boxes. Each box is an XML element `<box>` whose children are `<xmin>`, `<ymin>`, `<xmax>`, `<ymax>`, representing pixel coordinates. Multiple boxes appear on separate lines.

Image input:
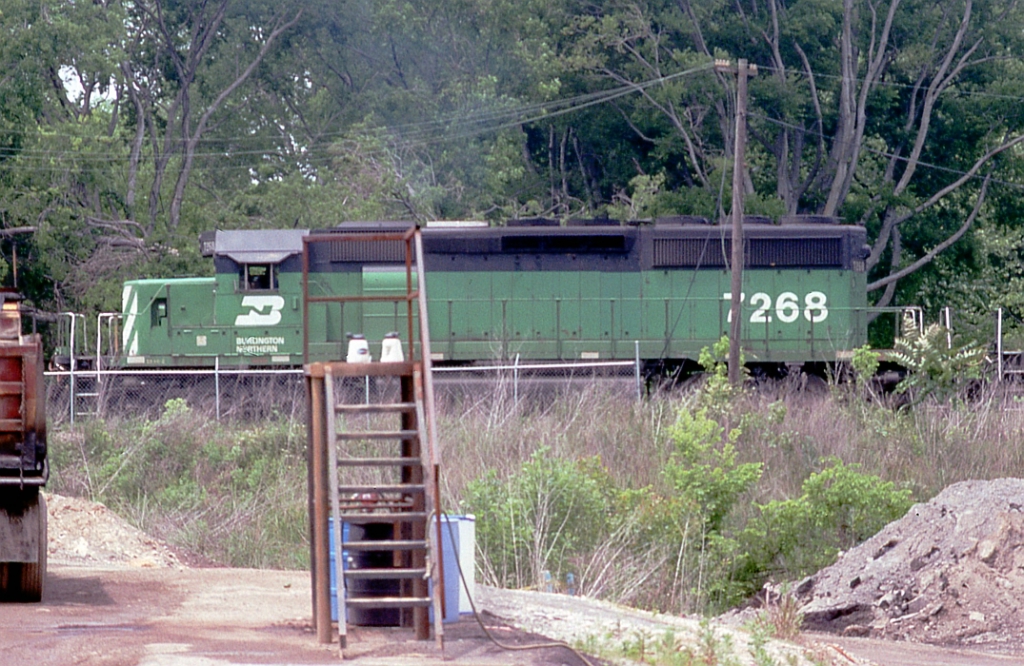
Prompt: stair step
<box><xmin>338</xmin><ymin>512</ymin><xmax>429</xmax><ymax>524</ymax></box>
<box><xmin>345</xmin><ymin>596</ymin><xmax>432</xmax><ymax>609</ymax></box>
<box><xmin>336</xmin><ymin>403</ymin><xmax>416</xmax><ymax>414</ymax></box>
<box><xmin>337</xmin><ymin>430</ymin><xmax>418</xmax><ymax>441</ymax></box>
<box><xmin>339</xmin><ymin>500</ymin><xmax>414</xmax><ymax>511</ymax></box>
<box><xmin>343</xmin><ymin>539</ymin><xmax>427</xmax><ymax>551</ymax></box>
<box><xmin>326</xmin><ymin>361</ymin><xmax>415</xmax><ymax>378</ymax></box>
<box><xmin>343</xmin><ymin>568</ymin><xmax>427</xmax><ymax>580</ymax></box>
<box><xmin>338</xmin><ymin>484</ymin><xmax>424</xmax><ymax>495</ymax></box>
<box><xmin>337</xmin><ymin>457</ymin><xmax>421</xmax><ymax>467</ymax></box>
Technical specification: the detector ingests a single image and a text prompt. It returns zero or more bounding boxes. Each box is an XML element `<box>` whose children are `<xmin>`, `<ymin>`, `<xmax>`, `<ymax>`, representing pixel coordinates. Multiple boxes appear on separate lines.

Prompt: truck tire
<box><xmin>18</xmin><ymin>493</ymin><xmax>47</xmax><ymax>602</ymax></box>
<box><xmin>0</xmin><ymin>494</ymin><xmax>46</xmax><ymax>602</ymax></box>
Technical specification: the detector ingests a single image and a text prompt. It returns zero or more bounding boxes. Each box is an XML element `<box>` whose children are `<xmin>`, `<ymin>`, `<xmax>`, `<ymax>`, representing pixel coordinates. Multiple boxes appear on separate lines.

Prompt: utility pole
<box><xmin>716</xmin><ymin>58</ymin><xmax>757</xmax><ymax>386</ymax></box>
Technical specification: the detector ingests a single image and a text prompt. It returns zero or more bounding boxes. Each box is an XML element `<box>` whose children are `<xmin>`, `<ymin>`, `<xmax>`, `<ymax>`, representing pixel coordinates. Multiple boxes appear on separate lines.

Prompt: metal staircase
<box><xmin>304</xmin><ymin>227</ymin><xmax>444</xmax><ymax>650</ymax></box>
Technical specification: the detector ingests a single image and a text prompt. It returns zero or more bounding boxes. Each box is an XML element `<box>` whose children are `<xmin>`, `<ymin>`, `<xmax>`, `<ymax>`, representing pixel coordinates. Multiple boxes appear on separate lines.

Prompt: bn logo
<box><xmin>235</xmin><ymin>295</ymin><xmax>285</xmax><ymax>326</ymax></box>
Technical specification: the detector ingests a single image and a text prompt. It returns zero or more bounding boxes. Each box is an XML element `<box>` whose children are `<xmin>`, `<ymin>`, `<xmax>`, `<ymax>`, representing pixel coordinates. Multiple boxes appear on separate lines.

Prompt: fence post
<box><xmin>997</xmin><ymin>308</ymin><xmax>1004</xmax><ymax>382</ymax></box>
<box><xmin>943</xmin><ymin>306</ymin><xmax>952</xmax><ymax>349</ymax></box>
<box><xmin>215</xmin><ymin>356</ymin><xmax>221</xmax><ymax>421</ymax></box>
<box><xmin>513</xmin><ymin>353</ymin><xmax>520</xmax><ymax>405</ymax></box>
<box><xmin>635</xmin><ymin>340</ymin><xmax>642</xmax><ymax>401</ymax></box>
<box><xmin>68</xmin><ymin>313</ymin><xmax>77</xmax><ymax>426</ymax></box>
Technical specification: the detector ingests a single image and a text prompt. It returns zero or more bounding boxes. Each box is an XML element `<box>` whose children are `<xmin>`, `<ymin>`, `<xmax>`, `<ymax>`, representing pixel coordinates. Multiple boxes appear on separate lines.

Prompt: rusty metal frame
<box><xmin>303</xmin><ymin>227</ymin><xmax>444</xmax><ymax>648</ymax></box>
<box><xmin>302</xmin><ymin>227</ymin><xmax>418</xmax><ymax>366</ymax></box>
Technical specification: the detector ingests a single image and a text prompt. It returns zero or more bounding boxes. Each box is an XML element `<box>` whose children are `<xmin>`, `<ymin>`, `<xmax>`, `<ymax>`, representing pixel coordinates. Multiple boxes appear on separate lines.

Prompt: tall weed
<box><xmin>49</xmin><ymin>399</ymin><xmax>309</xmax><ymax>568</ymax></box>
<box><xmin>45</xmin><ymin>367</ymin><xmax>1024</xmax><ymax>616</ymax></box>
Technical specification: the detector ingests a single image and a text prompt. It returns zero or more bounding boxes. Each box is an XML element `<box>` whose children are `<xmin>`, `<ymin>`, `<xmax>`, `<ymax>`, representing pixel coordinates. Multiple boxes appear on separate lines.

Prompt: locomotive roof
<box><xmin>215</xmin><ymin>229</ymin><xmax>308</xmax><ymax>263</ymax></box>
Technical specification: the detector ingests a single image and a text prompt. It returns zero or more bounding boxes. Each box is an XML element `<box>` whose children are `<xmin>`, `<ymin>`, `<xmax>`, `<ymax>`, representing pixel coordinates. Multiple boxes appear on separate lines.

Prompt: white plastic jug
<box><xmin>345</xmin><ymin>334</ymin><xmax>371</xmax><ymax>363</ymax></box>
<box><xmin>380</xmin><ymin>332</ymin><xmax>405</xmax><ymax>362</ymax></box>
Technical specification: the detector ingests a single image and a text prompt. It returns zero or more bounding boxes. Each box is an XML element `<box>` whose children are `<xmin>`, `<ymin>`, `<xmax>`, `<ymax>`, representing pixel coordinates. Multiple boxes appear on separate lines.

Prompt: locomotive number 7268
<box><xmin>722</xmin><ymin>291</ymin><xmax>829</xmax><ymax>324</ymax></box>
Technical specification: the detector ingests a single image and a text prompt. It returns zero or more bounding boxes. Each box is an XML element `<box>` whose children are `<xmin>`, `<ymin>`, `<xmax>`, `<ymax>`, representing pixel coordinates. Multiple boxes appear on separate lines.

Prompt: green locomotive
<box><xmin>117</xmin><ymin>217</ymin><xmax>869</xmax><ymax>374</ymax></box>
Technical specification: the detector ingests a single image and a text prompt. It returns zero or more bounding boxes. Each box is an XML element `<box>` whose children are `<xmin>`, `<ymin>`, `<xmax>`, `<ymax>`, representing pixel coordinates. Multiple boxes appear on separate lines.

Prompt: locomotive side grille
<box><xmin>653</xmin><ymin>238</ymin><xmax>727</xmax><ymax>268</ymax></box>
<box><xmin>654</xmin><ymin>237</ymin><xmax>843</xmax><ymax>268</ymax></box>
<box><xmin>500</xmin><ymin>234</ymin><xmax>629</xmax><ymax>253</ymax></box>
<box><xmin>748</xmin><ymin>238</ymin><xmax>842</xmax><ymax>267</ymax></box>
<box><xmin>327</xmin><ymin>239</ymin><xmax>407</xmax><ymax>263</ymax></box>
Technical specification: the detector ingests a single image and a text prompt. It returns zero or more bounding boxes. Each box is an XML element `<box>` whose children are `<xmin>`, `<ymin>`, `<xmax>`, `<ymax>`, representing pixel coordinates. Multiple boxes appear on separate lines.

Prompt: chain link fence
<box><xmin>45</xmin><ymin>358</ymin><xmax>644</xmax><ymax>426</ymax></box>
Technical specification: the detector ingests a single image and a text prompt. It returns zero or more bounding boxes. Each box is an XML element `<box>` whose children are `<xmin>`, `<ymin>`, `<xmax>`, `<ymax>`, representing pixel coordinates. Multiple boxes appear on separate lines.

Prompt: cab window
<box><xmin>151</xmin><ymin>297</ymin><xmax>168</xmax><ymax>326</ymax></box>
<box><xmin>242</xmin><ymin>264</ymin><xmax>277</xmax><ymax>291</ymax></box>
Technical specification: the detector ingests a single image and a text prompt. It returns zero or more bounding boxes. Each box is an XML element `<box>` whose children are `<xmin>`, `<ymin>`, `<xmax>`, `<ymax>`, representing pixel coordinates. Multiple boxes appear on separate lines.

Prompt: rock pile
<box><xmin>46</xmin><ymin>493</ymin><xmax>182</xmax><ymax>569</ymax></box>
<box><xmin>796</xmin><ymin>478</ymin><xmax>1024</xmax><ymax>651</ymax></box>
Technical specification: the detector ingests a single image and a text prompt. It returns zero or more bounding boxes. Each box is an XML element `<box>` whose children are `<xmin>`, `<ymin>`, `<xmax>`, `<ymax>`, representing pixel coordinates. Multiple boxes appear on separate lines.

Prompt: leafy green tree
<box><xmin>555</xmin><ymin>0</ymin><xmax>1024</xmax><ymax>312</ymax></box>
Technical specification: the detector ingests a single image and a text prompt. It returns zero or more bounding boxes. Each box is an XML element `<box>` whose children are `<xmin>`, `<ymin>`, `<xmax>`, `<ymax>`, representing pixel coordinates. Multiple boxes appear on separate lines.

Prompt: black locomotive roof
<box><xmin>209</xmin><ymin>220</ymin><xmax>868</xmax><ymax>273</ymax></box>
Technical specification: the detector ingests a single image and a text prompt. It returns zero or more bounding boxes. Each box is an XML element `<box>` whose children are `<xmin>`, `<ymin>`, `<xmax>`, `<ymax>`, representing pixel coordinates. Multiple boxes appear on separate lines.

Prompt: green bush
<box><xmin>740</xmin><ymin>460</ymin><xmax>913</xmax><ymax>581</ymax></box>
<box><xmin>649</xmin><ymin>406</ymin><xmax>763</xmax><ymax>612</ymax></box>
<box><xmin>891</xmin><ymin>312</ymin><xmax>984</xmax><ymax>401</ymax></box>
<box><xmin>464</xmin><ymin>447</ymin><xmax>615</xmax><ymax>590</ymax></box>
<box><xmin>662</xmin><ymin>407</ymin><xmax>762</xmax><ymax>534</ymax></box>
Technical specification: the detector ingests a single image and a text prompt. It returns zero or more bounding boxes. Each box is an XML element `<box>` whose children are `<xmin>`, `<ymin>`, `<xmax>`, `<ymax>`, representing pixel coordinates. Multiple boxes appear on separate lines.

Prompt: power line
<box><xmin>757</xmin><ymin>63</ymin><xmax>1024</xmax><ymax>103</ymax></box>
<box><xmin>750</xmin><ymin>112</ymin><xmax>1024</xmax><ymax>191</ymax></box>
<box><xmin>6</xmin><ymin>57</ymin><xmax>1022</xmax><ymax>196</ymax></box>
<box><xmin>0</xmin><ymin>63</ymin><xmax>716</xmax><ymax>164</ymax></box>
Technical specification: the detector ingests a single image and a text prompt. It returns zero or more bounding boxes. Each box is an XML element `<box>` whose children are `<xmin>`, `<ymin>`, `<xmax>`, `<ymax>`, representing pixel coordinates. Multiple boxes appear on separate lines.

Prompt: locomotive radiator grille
<box><xmin>748</xmin><ymin>238</ymin><xmax>842</xmax><ymax>267</ymax></box>
<box><xmin>327</xmin><ymin>239</ymin><xmax>407</xmax><ymax>263</ymax></box>
<box><xmin>653</xmin><ymin>238</ymin><xmax>727</xmax><ymax>268</ymax></box>
<box><xmin>653</xmin><ymin>237</ymin><xmax>843</xmax><ymax>268</ymax></box>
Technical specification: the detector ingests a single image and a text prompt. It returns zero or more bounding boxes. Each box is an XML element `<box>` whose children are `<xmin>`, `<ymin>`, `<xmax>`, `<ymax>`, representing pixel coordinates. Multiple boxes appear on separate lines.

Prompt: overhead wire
<box><xmin>12</xmin><ymin>58</ymin><xmax>1024</xmax><ymax>153</ymax></box>
<box><xmin>0</xmin><ymin>63</ymin><xmax>716</xmax><ymax>168</ymax></box>
<box><xmin>756</xmin><ymin>62</ymin><xmax>1024</xmax><ymax>103</ymax></box>
<box><xmin>7</xmin><ymin>57</ymin><xmax>1024</xmax><ymax>194</ymax></box>
<box><xmin>748</xmin><ymin>111</ymin><xmax>1024</xmax><ymax>191</ymax></box>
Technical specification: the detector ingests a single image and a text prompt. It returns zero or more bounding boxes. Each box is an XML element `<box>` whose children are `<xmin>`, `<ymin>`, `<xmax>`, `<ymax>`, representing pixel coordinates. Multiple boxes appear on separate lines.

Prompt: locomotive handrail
<box><xmin>304</xmin><ymin>293</ymin><xmax>420</xmax><ymax>304</ymax></box>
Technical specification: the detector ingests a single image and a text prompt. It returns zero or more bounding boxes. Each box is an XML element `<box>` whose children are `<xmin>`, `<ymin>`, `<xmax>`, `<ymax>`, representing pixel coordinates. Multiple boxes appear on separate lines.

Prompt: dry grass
<box><xmin>45</xmin><ymin>374</ymin><xmax>1024</xmax><ymax>600</ymax></box>
<box><xmin>436</xmin><ymin>377</ymin><xmax>1024</xmax><ymax>511</ymax></box>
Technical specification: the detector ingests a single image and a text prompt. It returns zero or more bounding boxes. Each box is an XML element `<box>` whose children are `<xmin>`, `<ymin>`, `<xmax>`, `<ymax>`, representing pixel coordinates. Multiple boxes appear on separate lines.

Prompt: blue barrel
<box><xmin>328</xmin><ymin>520</ymin><xmax>400</xmax><ymax>626</ymax></box>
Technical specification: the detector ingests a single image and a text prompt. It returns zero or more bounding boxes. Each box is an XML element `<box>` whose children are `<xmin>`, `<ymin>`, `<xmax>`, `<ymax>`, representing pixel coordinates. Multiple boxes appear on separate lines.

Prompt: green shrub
<box><xmin>662</xmin><ymin>407</ymin><xmax>762</xmax><ymax>534</ymax></box>
<box><xmin>697</xmin><ymin>336</ymin><xmax>745</xmax><ymax>414</ymax></box>
<box><xmin>464</xmin><ymin>447</ymin><xmax>615</xmax><ymax>589</ymax></box>
<box><xmin>741</xmin><ymin>460</ymin><xmax>913</xmax><ymax>581</ymax></box>
<box><xmin>891</xmin><ymin>312</ymin><xmax>984</xmax><ymax>401</ymax></box>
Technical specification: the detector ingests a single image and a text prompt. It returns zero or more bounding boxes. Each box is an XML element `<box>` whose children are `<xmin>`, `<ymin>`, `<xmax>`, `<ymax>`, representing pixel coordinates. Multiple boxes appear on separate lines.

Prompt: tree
<box><xmin>117</xmin><ymin>0</ymin><xmax>301</xmax><ymax>235</ymax></box>
<box><xmin>557</xmin><ymin>0</ymin><xmax>1024</xmax><ymax>307</ymax></box>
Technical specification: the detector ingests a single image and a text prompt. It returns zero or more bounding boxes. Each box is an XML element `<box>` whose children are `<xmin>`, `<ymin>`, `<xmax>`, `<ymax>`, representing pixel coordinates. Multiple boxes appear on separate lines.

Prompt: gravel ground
<box><xmin>46</xmin><ymin>493</ymin><xmax>182</xmax><ymax>569</ymax></box>
<box><xmin>795</xmin><ymin>478</ymin><xmax>1024</xmax><ymax>655</ymax></box>
<box><xmin>479</xmin><ymin>586</ymin><xmax>835</xmax><ymax>665</ymax></box>
<box><xmin>35</xmin><ymin>487</ymin><xmax>1024</xmax><ymax>665</ymax></box>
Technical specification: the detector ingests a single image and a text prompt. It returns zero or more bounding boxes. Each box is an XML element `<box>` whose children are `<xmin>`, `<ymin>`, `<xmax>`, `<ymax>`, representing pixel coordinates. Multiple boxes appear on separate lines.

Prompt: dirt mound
<box><xmin>796</xmin><ymin>478</ymin><xmax>1024</xmax><ymax>652</ymax></box>
<box><xmin>45</xmin><ymin>493</ymin><xmax>183</xmax><ymax>569</ymax></box>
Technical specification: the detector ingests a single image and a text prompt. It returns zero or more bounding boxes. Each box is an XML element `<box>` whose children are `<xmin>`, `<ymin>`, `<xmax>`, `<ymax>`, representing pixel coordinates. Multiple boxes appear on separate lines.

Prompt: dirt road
<box><xmin>5</xmin><ymin>563</ymin><xmax>1024</xmax><ymax>666</ymax></box>
<box><xmin>0</xmin><ymin>563</ymin><xmax>594</xmax><ymax>666</ymax></box>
